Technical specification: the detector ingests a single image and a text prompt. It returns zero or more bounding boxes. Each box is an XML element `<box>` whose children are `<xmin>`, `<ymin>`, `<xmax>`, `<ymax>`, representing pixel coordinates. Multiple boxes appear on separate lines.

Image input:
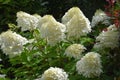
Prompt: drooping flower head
<box><xmin>62</xmin><ymin>7</ymin><xmax>91</xmax><ymax>40</ymax></box>
<box><xmin>16</xmin><ymin>11</ymin><xmax>41</xmax><ymax>31</ymax></box>
<box><xmin>64</xmin><ymin>44</ymin><xmax>86</xmax><ymax>59</ymax></box>
<box><xmin>94</xmin><ymin>24</ymin><xmax>119</xmax><ymax>49</ymax></box>
<box><xmin>0</xmin><ymin>30</ymin><xmax>28</xmax><ymax>57</ymax></box>
<box><xmin>41</xmin><ymin>67</ymin><xmax>69</xmax><ymax>80</ymax></box>
<box><xmin>76</xmin><ymin>52</ymin><xmax>102</xmax><ymax>78</ymax></box>
<box><xmin>91</xmin><ymin>9</ymin><xmax>110</xmax><ymax>27</ymax></box>
<box><xmin>38</xmin><ymin>15</ymin><xmax>66</xmax><ymax>46</ymax></box>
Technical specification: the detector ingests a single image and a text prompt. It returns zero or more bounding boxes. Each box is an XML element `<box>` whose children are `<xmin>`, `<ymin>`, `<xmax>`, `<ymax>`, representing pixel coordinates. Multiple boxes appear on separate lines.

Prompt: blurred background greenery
<box><xmin>0</xmin><ymin>0</ymin><xmax>106</xmax><ymax>32</ymax></box>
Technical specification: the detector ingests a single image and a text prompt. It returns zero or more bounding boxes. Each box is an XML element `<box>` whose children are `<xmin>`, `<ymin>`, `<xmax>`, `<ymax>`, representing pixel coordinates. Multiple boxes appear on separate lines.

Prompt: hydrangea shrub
<box><xmin>0</xmin><ymin>1</ymin><xmax>120</xmax><ymax>79</ymax></box>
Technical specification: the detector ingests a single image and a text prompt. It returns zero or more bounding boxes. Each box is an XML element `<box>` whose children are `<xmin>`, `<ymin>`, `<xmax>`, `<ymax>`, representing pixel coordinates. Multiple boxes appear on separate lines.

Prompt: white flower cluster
<box><xmin>40</xmin><ymin>67</ymin><xmax>69</xmax><ymax>80</ymax></box>
<box><xmin>16</xmin><ymin>11</ymin><xmax>41</xmax><ymax>31</ymax></box>
<box><xmin>91</xmin><ymin>9</ymin><xmax>110</xmax><ymax>27</ymax></box>
<box><xmin>0</xmin><ymin>30</ymin><xmax>28</xmax><ymax>57</ymax></box>
<box><xmin>0</xmin><ymin>74</ymin><xmax>6</xmax><ymax>78</ymax></box>
<box><xmin>76</xmin><ymin>52</ymin><xmax>102</xmax><ymax>78</ymax></box>
<box><xmin>37</xmin><ymin>15</ymin><xmax>66</xmax><ymax>46</ymax></box>
<box><xmin>94</xmin><ymin>24</ymin><xmax>119</xmax><ymax>49</ymax></box>
<box><xmin>37</xmin><ymin>15</ymin><xmax>56</xmax><ymax>28</ymax></box>
<box><xmin>62</xmin><ymin>7</ymin><xmax>91</xmax><ymax>40</ymax></box>
<box><xmin>64</xmin><ymin>44</ymin><xmax>86</xmax><ymax>59</ymax></box>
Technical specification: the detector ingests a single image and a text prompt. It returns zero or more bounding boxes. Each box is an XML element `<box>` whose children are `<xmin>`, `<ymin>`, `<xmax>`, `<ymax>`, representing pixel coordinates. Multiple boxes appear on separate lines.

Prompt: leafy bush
<box><xmin>0</xmin><ymin>0</ymin><xmax>120</xmax><ymax>80</ymax></box>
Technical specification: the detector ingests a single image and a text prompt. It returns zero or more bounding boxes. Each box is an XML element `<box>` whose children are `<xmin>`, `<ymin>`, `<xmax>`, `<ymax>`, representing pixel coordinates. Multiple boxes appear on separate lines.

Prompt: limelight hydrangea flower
<box><xmin>62</xmin><ymin>7</ymin><xmax>91</xmax><ymax>40</ymax></box>
<box><xmin>76</xmin><ymin>52</ymin><xmax>102</xmax><ymax>78</ymax></box>
<box><xmin>91</xmin><ymin>9</ymin><xmax>110</xmax><ymax>27</ymax></box>
<box><xmin>94</xmin><ymin>24</ymin><xmax>119</xmax><ymax>49</ymax></box>
<box><xmin>40</xmin><ymin>67</ymin><xmax>69</xmax><ymax>80</ymax></box>
<box><xmin>16</xmin><ymin>11</ymin><xmax>41</xmax><ymax>31</ymax></box>
<box><xmin>64</xmin><ymin>44</ymin><xmax>86</xmax><ymax>59</ymax></box>
<box><xmin>38</xmin><ymin>15</ymin><xmax>66</xmax><ymax>46</ymax></box>
<box><xmin>37</xmin><ymin>15</ymin><xmax>56</xmax><ymax>28</ymax></box>
<box><xmin>0</xmin><ymin>30</ymin><xmax>28</xmax><ymax>57</ymax></box>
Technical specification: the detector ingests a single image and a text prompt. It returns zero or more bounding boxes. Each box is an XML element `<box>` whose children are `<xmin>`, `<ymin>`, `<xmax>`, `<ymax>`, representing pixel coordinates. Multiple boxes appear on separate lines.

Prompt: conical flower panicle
<box><xmin>64</xmin><ymin>44</ymin><xmax>86</xmax><ymax>59</ymax></box>
<box><xmin>94</xmin><ymin>24</ymin><xmax>119</xmax><ymax>49</ymax></box>
<box><xmin>16</xmin><ymin>11</ymin><xmax>41</xmax><ymax>31</ymax></box>
<box><xmin>38</xmin><ymin>15</ymin><xmax>66</xmax><ymax>46</ymax></box>
<box><xmin>0</xmin><ymin>30</ymin><xmax>28</xmax><ymax>57</ymax></box>
<box><xmin>91</xmin><ymin>9</ymin><xmax>110</xmax><ymax>27</ymax></box>
<box><xmin>62</xmin><ymin>7</ymin><xmax>91</xmax><ymax>40</ymax></box>
<box><xmin>76</xmin><ymin>52</ymin><xmax>102</xmax><ymax>78</ymax></box>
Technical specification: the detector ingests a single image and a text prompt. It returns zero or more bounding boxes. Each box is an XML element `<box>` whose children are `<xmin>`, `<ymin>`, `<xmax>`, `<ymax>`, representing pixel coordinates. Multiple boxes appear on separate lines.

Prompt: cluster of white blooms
<box><xmin>62</xmin><ymin>7</ymin><xmax>91</xmax><ymax>40</ymax></box>
<box><xmin>37</xmin><ymin>15</ymin><xmax>66</xmax><ymax>46</ymax></box>
<box><xmin>76</xmin><ymin>52</ymin><xmax>102</xmax><ymax>78</ymax></box>
<box><xmin>64</xmin><ymin>44</ymin><xmax>86</xmax><ymax>59</ymax></box>
<box><xmin>16</xmin><ymin>11</ymin><xmax>41</xmax><ymax>31</ymax></box>
<box><xmin>40</xmin><ymin>67</ymin><xmax>69</xmax><ymax>80</ymax></box>
<box><xmin>0</xmin><ymin>30</ymin><xmax>28</xmax><ymax>57</ymax></box>
<box><xmin>91</xmin><ymin>9</ymin><xmax>110</xmax><ymax>27</ymax></box>
<box><xmin>37</xmin><ymin>15</ymin><xmax>56</xmax><ymax>28</ymax></box>
<box><xmin>94</xmin><ymin>24</ymin><xmax>119</xmax><ymax>49</ymax></box>
<box><xmin>0</xmin><ymin>74</ymin><xmax>6</xmax><ymax>78</ymax></box>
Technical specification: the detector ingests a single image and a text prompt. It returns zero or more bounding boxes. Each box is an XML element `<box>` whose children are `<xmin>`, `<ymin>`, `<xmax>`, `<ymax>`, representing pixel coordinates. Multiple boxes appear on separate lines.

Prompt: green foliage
<box><xmin>0</xmin><ymin>0</ymin><xmax>11</xmax><ymax>4</ymax></box>
<box><xmin>0</xmin><ymin>0</ymin><xmax>120</xmax><ymax>80</ymax></box>
<box><xmin>0</xmin><ymin>0</ymin><xmax>47</xmax><ymax>32</ymax></box>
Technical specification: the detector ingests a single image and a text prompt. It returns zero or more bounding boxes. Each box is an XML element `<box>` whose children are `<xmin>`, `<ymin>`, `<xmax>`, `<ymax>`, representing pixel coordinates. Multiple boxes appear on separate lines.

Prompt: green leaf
<box><xmin>80</xmin><ymin>37</ymin><xmax>94</xmax><ymax>46</ymax></box>
<box><xmin>115</xmin><ymin>2</ymin><xmax>120</xmax><ymax>10</ymax></box>
<box><xmin>8</xmin><ymin>23</ymin><xmax>16</xmax><ymax>28</ymax></box>
<box><xmin>0</xmin><ymin>0</ymin><xmax>11</xmax><ymax>4</ymax></box>
<box><xmin>33</xmin><ymin>29</ymin><xmax>41</xmax><ymax>40</ymax></box>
